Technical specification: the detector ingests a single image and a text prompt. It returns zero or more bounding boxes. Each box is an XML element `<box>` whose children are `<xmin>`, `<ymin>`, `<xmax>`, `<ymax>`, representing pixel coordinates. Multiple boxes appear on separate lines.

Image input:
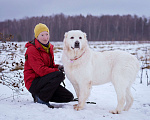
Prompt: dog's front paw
<box><xmin>109</xmin><ymin>109</ymin><xmax>121</xmax><ymax>114</ymax></box>
<box><xmin>73</xmin><ymin>104</ymin><xmax>83</xmax><ymax>111</ymax></box>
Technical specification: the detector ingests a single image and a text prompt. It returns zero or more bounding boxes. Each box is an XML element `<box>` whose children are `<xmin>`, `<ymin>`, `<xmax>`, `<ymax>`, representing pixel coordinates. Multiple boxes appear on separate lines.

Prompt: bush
<box><xmin>0</xmin><ymin>33</ymin><xmax>25</xmax><ymax>94</ymax></box>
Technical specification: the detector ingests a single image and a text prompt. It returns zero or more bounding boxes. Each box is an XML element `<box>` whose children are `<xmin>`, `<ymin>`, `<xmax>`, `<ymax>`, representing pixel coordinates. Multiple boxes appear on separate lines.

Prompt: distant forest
<box><xmin>0</xmin><ymin>14</ymin><xmax>150</xmax><ymax>41</ymax></box>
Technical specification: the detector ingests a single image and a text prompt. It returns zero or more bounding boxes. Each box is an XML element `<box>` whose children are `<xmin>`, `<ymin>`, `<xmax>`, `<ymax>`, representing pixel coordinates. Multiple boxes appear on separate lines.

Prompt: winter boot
<box><xmin>34</xmin><ymin>95</ymin><xmax>54</xmax><ymax>108</ymax></box>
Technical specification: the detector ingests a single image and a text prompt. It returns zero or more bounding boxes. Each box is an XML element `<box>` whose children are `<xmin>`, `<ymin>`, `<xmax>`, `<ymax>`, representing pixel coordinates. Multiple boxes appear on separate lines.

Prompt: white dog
<box><xmin>62</xmin><ymin>30</ymin><xmax>139</xmax><ymax>114</ymax></box>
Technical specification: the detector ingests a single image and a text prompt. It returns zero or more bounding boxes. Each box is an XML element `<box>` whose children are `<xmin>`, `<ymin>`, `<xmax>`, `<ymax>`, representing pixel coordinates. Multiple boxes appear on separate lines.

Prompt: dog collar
<box><xmin>70</xmin><ymin>51</ymin><xmax>85</xmax><ymax>63</ymax></box>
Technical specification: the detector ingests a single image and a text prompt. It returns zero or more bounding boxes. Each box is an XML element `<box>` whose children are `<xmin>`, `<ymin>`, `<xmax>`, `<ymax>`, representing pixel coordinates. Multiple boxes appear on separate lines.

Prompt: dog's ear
<box><xmin>63</xmin><ymin>32</ymin><xmax>70</xmax><ymax>51</ymax></box>
<box><xmin>83</xmin><ymin>32</ymin><xmax>87</xmax><ymax>39</ymax></box>
<box><xmin>64</xmin><ymin>32</ymin><xmax>68</xmax><ymax>38</ymax></box>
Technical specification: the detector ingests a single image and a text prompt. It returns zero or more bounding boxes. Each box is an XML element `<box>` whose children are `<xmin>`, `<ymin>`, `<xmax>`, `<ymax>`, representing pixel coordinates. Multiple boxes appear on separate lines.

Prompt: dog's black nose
<box><xmin>74</xmin><ymin>41</ymin><xmax>80</xmax><ymax>48</ymax></box>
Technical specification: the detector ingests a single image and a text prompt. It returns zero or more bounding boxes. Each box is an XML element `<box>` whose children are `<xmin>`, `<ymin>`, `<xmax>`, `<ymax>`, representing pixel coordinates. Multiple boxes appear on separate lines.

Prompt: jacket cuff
<box><xmin>55</xmin><ymin>68</ymin><xmax>59</xmax><ymax>71</ymax></box>
<box><xmin>54</xmin><ymin>64</ymin><xmax>59</xmax><ymax>68</ymax></box>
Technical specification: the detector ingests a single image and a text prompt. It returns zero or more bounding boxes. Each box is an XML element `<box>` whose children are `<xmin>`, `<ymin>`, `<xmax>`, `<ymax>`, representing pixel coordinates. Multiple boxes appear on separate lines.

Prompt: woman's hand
<box><xmin>58</xmin><ymin>65</ymin><xmax>64</xmax><ymax>72</ymax></box>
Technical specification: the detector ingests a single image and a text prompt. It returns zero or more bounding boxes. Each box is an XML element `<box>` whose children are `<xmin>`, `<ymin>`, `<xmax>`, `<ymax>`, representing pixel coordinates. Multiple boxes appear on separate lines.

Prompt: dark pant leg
<box><xmin>29</xmin><ymin>71</ymin><xmax>65</xmax><ymax>102</ymax></box>
<box><xmin>50</xmin><ymin>85</ymin><xmax>74</xmax><ymax>103</ymax></box>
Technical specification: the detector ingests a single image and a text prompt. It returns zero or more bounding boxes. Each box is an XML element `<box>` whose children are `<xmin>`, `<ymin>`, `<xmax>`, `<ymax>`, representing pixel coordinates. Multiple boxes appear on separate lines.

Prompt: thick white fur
<box><xmin>62</xmin><ymin>30</ymin><xmax>140</xmax><ymax>114</ymax></box>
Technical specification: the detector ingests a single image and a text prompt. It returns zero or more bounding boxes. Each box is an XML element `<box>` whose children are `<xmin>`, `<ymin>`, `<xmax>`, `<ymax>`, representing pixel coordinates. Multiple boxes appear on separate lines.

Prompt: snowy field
<box><xmin>0</xmin><ymin>41</ymin><xmax>150</xmax><ymax>120</ymax></box>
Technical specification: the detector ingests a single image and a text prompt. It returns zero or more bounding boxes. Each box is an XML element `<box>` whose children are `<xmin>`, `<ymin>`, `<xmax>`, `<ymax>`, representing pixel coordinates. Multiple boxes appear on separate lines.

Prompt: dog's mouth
<box><xmin>71</xmin><ymin>41</ymin><xmax>80</xmax><ymax>49</ymax></box>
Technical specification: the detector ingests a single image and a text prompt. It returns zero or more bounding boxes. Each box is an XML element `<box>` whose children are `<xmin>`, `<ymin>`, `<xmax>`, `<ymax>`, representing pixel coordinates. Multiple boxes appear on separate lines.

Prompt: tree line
<box><xmin>0</xmin><ymin>14</ymin><xmax>150</xmax><ymax>42</ymax></box>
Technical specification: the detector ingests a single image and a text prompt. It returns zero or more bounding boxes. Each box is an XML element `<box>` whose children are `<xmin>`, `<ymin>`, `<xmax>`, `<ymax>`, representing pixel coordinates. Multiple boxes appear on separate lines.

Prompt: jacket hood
<box><xmin>25</xmin><ymin>41</ymin><xmax>33</xmax><ymax>48</ymax></box>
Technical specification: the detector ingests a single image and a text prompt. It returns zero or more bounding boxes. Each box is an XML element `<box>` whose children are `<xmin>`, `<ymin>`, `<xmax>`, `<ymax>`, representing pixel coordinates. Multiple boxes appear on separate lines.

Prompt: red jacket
<box><xmin>24</xmin><ymin>39</ymin><xmax>59</xmax><ymax>90</ymax></box>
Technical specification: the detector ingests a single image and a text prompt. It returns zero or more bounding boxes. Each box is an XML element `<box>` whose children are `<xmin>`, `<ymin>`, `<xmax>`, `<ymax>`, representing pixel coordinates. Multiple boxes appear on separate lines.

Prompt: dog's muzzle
<box><xmin>74</xmin><ymin>41</ymin><xmax>80</xmax><ymax>48</ymax></box>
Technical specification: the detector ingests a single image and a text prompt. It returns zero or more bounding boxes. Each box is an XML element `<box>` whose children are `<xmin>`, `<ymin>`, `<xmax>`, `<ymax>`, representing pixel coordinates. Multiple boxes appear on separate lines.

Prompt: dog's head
<box><xmin>63</xmin><ymin>30</ymin><xmax>87</xmax><ymax>51</ymax></box>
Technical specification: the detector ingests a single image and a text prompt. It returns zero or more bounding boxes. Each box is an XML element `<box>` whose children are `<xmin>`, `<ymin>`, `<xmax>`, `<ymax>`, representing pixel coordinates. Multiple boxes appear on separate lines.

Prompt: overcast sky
<box><xmin>0</xmin><ymin>0</ymin><xmax>150</xmax><ymax>21</ymax></box>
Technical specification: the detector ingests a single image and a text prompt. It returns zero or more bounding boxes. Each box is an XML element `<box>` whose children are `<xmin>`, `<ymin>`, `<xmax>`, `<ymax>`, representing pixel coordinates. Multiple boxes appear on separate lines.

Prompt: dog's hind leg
<box><xmin>123</xmin><ymin>86</ymin><xmax>133</xmax><ymax>111</ymax></box>
<box><xmin>110</xmin><ymin>88</ymin><xmax>126</xmax><ymax>114</ymax></box>
<box><xmin>110</xmin><ymin>77</ymin><xmax>127</xmax><ymax>114</ymax></box>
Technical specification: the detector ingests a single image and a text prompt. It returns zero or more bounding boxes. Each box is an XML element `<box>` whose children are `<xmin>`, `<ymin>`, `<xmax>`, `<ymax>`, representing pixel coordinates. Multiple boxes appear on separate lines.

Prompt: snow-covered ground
<box><xmin>0</xmin><ymin>41</ymin><xmax>150</xmax><ymax>120</ymax></box>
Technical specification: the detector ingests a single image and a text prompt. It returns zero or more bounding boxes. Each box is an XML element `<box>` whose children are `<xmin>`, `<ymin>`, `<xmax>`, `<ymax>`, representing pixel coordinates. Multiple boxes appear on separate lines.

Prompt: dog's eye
<box><xmin>79</xmin><ymin>37</ymin><xmax>82</xmax><ymax>39</ymax></box>
<box><xmin>70</xmin><ymin>37</ymin><xmax>74</xmax><ymax>39</ymax></box>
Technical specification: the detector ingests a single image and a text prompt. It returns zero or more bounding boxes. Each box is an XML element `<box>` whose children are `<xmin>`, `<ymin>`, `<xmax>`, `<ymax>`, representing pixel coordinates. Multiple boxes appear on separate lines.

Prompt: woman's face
<box><xmin>37</xmin><ymin>31</ymin><xmax>49</xmax><ymax>44</ymax></box>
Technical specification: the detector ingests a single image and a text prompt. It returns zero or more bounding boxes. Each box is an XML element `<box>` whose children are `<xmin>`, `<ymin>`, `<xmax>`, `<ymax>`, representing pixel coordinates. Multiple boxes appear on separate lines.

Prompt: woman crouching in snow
<box><xmin>24</xmin><ymin>23</ymin><xmax>74</xmax><ymax>108</ymax></box>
